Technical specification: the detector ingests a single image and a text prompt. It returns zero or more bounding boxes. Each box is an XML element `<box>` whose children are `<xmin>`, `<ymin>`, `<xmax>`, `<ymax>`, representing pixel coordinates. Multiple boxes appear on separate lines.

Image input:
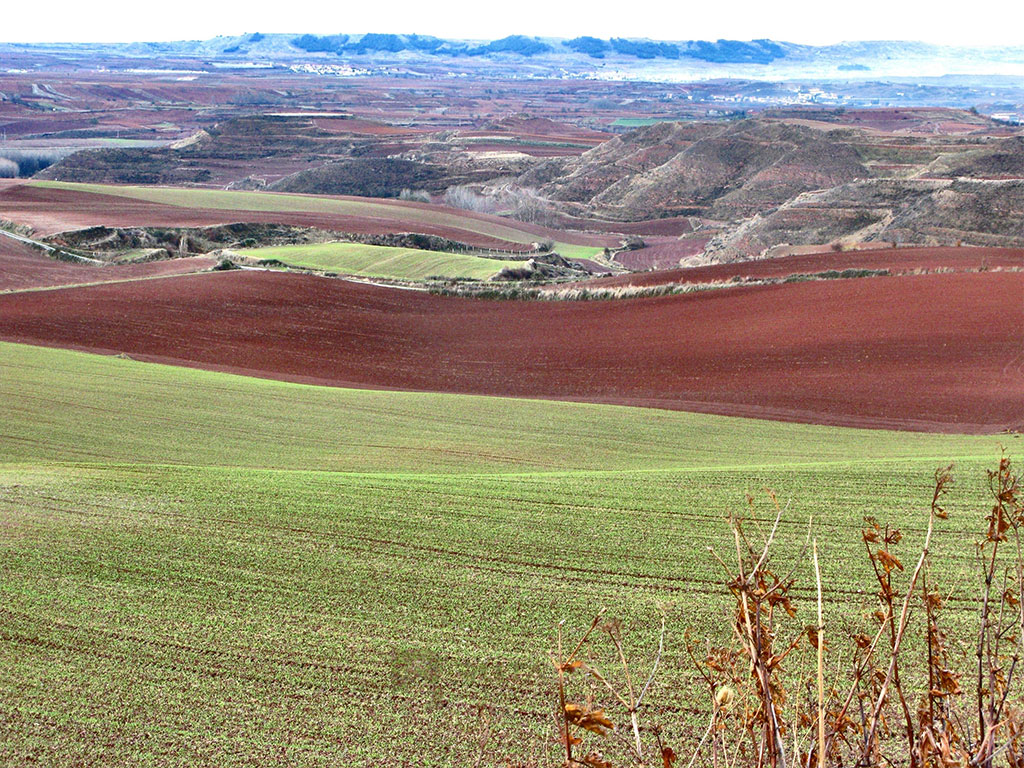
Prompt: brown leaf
<box><xmin>582</xmin><ymin>751</ymin><xmax>613</xmax><ymax>768</ymax></box>
<box><xmin>565</xmin><ymin>703</ymin><xmax>614</xmax><ymax>735</ymax></box>
<box><xmin>558</xmin><ymin>726</ymin><xmax>582</xmax><ymax>748</ymax></box>
<box><xmin>876</xmin><ymin>549</ymin><xmax>904</xmax><ymax>574</ymax></box>
<box><xmin>781</xmin><ymin>596</ymin><xmax>797</xmax><ymax>618</ymax></box>
<box><xmin>662</xmin><ymin>745</ymin><xmax>678</xmax><ymax>767</ymax></box>
<box><xmin>806</xmin><ymin>624</ymin><xmax>828</xmax><ymax>651</ymax></box>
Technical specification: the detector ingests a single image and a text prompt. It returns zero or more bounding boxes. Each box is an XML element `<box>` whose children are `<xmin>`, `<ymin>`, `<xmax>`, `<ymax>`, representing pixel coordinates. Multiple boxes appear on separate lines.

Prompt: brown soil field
<box><xmin>584</xmin><ymin>246</ymin><xmax>1024</xmax><ymax>288</ymax></box>
<box><xmin>310</xmin><ymin>117</ymin><xmax>430</xmax><ymax>136</ymax></box>
<box><xmin>616</xmin><ymin>236</ymin><xmax>712</xmax><ymax>270</ymax></box>
<box><xmin>0</xmin><ymin>237</ymin><xmax>216</xmax><ymax>291</ymax></box>
<box><xmin>571</xmin><ymin>258</ymin><xmax>614</xmax><ymax>273</ymax></box>
<box><xmin>0</xmin><ymin>182</ymin><xmax>614</xmax><ymax>250</ymax></box>
<box><xmin>554</xmin><ymin>214</ymin><xmax>700</xmax><ymax>237</ymax></box>
<box><xmin>469</xmin><ymin>116</ymin><xmax>612</xmax><ymax>142</ymax></box>
<box><xmin>773</xmin><ymin>108</ymin><xmax>1015</xmax><ymax>137</ymax></box>
<box><xmin>456</xmin><ymin>120</ymin><xmax>611</xmax><ymax>156</ymax></box>
<box><xmin>1</xmin><ymin>268</ymin><xmax>1020</xmax><ymax>433</ymax></box>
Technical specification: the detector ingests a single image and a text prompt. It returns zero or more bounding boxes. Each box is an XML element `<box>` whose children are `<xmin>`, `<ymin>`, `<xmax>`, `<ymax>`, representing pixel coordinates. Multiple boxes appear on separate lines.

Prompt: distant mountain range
<box><xmin>286</xmin><ymin>34</ymin><xmax>791</xmax><ymax>64</ymax></box>
<box><xmin>4</xmin><ymin>33</ymin><xmax>1024</xmax><ymax>80</ymax></box>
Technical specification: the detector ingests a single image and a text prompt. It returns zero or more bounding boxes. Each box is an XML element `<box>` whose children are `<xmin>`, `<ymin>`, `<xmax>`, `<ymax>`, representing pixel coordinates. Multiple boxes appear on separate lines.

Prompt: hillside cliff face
<box><xmin>520</xmin><ymin>120</ymin><xmax>871</xmax><ymax>221</ymax></box>
<box><xmin>703</xmin><ymin>178</ymin><xmax>1024</xmax><ymax>260</ymax></box>
<box><xmin>517</xmin><ymin>122</ymin><xmax>716</xmax><ymax>204</ymax></box>
<box><xmin>516</xmin><ymin>115</ymin><xmax>1024</xmax><ymax>260</ymax></box>
<box><xmin>925</xmin><ymin>136</ymin><xmax>1024</xmax><ymax>179</ymax></box>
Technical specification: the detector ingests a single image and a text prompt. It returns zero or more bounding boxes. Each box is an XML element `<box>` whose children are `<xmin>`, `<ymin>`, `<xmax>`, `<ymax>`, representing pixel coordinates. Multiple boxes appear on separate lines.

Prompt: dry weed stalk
<box><xmin>701</xmin><ymin>493</ymin><xmax>813</xmax><ymax>768</ymax></box>
<box><xmin>552</xmin><ymin>608</ymin><xmax>673</xmax><ymax>768</ymax></box>
<box><xmin>971</xmin><ymin>454</ymin><xmax>1024</xmax><ymax>768</ymax></box>
<box><xmin>855</xmin><ymin>466</ymin><xmax>952</xmax><ymax>766</ymax></box>
<box><xmin>545</xmin><ymin>455</ymin><xmax>1023</xmax><ymax>768</ymax></box>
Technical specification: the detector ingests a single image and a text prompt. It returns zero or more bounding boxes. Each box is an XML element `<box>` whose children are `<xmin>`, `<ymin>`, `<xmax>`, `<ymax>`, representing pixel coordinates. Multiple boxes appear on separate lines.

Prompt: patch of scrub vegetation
<box><xmin>234</xmin><ymin>242</ymin><xmax>525</xmax><ymax>280</ymax></box>
<box><xmin>0</xmin><ymin>147</ymin><xmax>71</xmax><ymax>177</ymax></box>
<box><xmin>0</xmin><ymin>341</ymin><xmax>1012</xmax><ymax>765</ymax></box>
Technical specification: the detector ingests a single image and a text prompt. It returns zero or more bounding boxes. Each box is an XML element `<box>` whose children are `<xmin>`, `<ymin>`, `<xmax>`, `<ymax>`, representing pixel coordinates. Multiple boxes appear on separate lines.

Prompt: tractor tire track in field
<box><xmin>7</xmin><ymin>484</ymin><xmax>991</xmax><ymax>607</ymax></box>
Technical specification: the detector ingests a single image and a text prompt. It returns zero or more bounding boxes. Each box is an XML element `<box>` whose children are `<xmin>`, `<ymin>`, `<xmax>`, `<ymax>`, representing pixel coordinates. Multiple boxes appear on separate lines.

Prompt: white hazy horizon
<box><xmin>3</xmin><ymin>0</ymin><xmax>1023</xmax><ymax>47</ymax></box>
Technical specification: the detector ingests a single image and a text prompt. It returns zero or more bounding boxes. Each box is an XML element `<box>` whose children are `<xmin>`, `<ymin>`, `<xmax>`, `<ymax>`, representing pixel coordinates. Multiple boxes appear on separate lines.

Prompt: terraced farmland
<box><xmin>237</xmin><ymin>242</ymin><xmax>524</xmax><ymax>280</ymax></box>
<box><xmin>0</xmin><ymin>233</ymin><xmax>217</xmax><ymax>292</ymax></box>
<box><xmin>1</xmin><ymin>341</ymin><xmax>1016</xmax><ymax>766</ymax></box>
<box><xmin>12</xmin><ymin>181</ymin><xmax>610</xmax><ymax>256</ymax></box>
<box><xmin>576</xmin><ymin>245</ymin><xmax>1024</xmax><ymax>290</ymax></box>
<box><xmin>25</xmin><ymin>181</ymin><xmax>541</xmax><ymax>242</ymax></box>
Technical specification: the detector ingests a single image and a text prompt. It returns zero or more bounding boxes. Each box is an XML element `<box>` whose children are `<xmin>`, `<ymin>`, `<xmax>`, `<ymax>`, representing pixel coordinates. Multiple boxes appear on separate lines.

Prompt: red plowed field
<box><xmin>1</xmin><ymin>269</ymin><xmax>1021</xmax><ymax>433</ymax></box>
<box><xmin>0</xmin><ymin>236</ymin><xmax>216</xmax><ymax>292</ymax></box>
<box><xmin>586</xmin><ymin>247</ymin><xmax>1024</xmax><ymax>289</ymax></box>
<box><xmin>0</xmin><ymin>183</ymin><xmax>614</xmax><ymax>251</ymax></box>
<box><xmin>555</xmin><ymin>214</ymin><xmax>699</xmax><ymax>237</ymax></box>
<box><xmin>615</xmin><ymin>236</ymin><xmax>712</xmax><ymax>271</ymax></box>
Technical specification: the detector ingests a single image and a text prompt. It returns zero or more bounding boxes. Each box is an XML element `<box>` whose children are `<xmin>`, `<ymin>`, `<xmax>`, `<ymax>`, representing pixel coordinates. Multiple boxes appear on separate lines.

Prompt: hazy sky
<box><xmin>5</xmin><ymin>0</ymin><xmax>1024</xmax><ymax>46</ymax></box>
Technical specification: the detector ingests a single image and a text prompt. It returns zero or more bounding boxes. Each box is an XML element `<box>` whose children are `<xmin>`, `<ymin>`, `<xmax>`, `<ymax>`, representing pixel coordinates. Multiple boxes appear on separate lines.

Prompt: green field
<box><xmin>610</xmin><ymin>117</ymin><xmax>688</xmax><ymax>128</ymax></box>
<box><xmin>237</xmin><ymin>242</ymin><xmax>526</xmax><ymax>280</ymax></box>
<box><xmin>1</xmin><ymin>341</ymin><xmax>1016</xmax><ymax>765</ymax></box>
<box><xmin>552</xmin><ymin>242</ymin><xmax>611</xmax><ymax>262</ymax></box>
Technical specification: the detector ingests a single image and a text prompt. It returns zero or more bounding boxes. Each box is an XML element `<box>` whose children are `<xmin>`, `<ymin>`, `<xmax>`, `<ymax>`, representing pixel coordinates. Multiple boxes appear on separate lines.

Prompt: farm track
<box><xmin>0</xmin><ymin>267</ymin><xmax>1020</xmax><ymax>432</ymax></box>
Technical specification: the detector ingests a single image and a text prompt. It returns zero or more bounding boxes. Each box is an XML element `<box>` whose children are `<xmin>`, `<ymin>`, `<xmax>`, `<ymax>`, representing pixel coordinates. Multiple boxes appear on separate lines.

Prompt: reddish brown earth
<box><xmin>1</xmin><ymin>268</ymin><xmax>1020</xmax><ymax>433</ymax></box>
<box><xmin>0</xmin><ymin>237</ymin><xmax>216</xmax><ymax>291</ymax></box>
<box><xmin>615</xmin><ymin>236</ymin><xmax>713</xmax><ymax>271</ymax></box>
<box><xmin>456</xmin><ymin>118</ymin><xmax>611</xmax><ymax>157</ymax></box>
<box><xmin>571</xmin><ymin>258</ymin><xmax>615</xmax><ymax>274</ymax></box>
<box><xmin>310</xmin><ymin>117</ymin><xmax>430</xmax><ymax>136</ymax></box>
<box><xmin>471</xmin><ymin>116</ymin><xmax>611</xmax><ymax>141</ymax></box>
<box><xmin>554</xmin><ymin>214</ymin><xmax>699</xmax><ymax>237</ymax></box>
<box><xmin>0</xmin><ymin>182</ymin><xmax>615</xmax><ymax>251</ymax></box>
<box><xmin>585</xmin><ymin>246</ymin><xmax>1024</xmax><ymax>289</ymax></box>
<box><xmin>773</xmin><ymin>108</ymin><xmax>1016</xmax><ymax>137</ymax></box>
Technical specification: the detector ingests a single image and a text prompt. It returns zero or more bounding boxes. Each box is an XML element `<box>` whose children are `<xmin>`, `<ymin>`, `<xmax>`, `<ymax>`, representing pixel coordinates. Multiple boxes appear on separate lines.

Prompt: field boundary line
<box><xmin>0</xmin><ymin>267</ymin><xmax>227</xmax><ymax>295</ymax></box>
